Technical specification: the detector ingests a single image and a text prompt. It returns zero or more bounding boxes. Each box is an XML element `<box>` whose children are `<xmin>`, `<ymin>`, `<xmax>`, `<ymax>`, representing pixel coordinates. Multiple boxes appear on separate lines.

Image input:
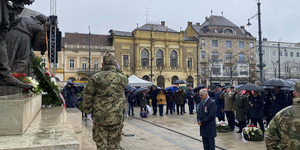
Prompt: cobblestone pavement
<box><xmin>82</xmin><ymin>105</ymin><xmax>266</xmax><ymax>150</ymax></box>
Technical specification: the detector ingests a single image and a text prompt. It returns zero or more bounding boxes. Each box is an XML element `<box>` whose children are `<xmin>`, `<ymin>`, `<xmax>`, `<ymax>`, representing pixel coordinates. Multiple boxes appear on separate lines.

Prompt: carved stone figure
<box><xmin>0</xmin><ymin>0</ymin><xmax>34</xmax><ymax>88</ymax></box>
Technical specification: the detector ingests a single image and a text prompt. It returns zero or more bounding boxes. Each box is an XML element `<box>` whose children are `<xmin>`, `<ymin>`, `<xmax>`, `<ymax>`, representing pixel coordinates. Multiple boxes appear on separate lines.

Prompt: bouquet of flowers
<box><xmin>12</xmin><ymin>73</ymin><xmax>42</xmax><ymax>93</ymax></box>
<box><xmin>242</xmin><ymin>126</ymin><xmax>264</xmax><ymax>141</ymax></box>
<box><xmin>216</xmin><ymin>121</ymin><xmax>231</xmax><ymax>132</ymax></box>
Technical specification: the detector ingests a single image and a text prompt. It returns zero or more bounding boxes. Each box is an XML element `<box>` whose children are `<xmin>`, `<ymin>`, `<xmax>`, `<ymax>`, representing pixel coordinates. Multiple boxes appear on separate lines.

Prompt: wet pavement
<box><xmin>83</xmin><ymin>105</ymin><xmax>267</xmax><ymax>150</ymax></box>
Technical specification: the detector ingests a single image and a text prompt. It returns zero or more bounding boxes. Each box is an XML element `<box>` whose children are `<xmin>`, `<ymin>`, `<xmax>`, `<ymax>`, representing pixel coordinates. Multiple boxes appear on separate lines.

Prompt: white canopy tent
<box><xmin>128</xmin><ymin>75</ymin><xmax>154</xmax><ymax>87</ymax></box>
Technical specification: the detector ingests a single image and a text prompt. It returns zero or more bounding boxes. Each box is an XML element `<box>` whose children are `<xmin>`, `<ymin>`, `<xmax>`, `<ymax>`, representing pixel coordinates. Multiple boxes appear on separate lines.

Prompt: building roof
<box><xmin>114</xmin><ymin>30</ymin><xmax>133</xmax><ymax>37</ymax></box>
<box><xmin>183</xmin><ymin>36</ymin><xmax>197</xmax><ymax>41</ymax></box>
<box><xmin>201</xmin><ymin>15</ymin><xmax>238</xmax><ymax>28</ymax></box>
<box><xmin>64</xmin><ymin>32</ymin><xmax>111</xmax><ymax>46</ymax></box>
<box><xmin>139</xmin><ymin>24</ymin><xmax>179</xmax><ymax>33</ymax></box>
<box><xmin>189</xmin><ymin>15</ymin><xmax>255</xmax><ymax>39</ymax></box>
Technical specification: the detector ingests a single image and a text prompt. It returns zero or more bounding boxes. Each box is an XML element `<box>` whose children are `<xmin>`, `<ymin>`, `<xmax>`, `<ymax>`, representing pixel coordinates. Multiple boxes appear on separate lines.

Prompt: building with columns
<box><xmin>110</xmin><ymin>15</ymin><xmax>257</xmax><ymax>88</ymax></box>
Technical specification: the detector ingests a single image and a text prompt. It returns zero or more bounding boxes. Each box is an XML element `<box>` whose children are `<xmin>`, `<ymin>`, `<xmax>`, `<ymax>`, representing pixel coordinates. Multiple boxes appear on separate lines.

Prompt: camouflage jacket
<box><xmin>265</xmin><ymin>97</ymin><xmax>300</xmax><ymax>150</ymax></box>
<box><xmin>83</xmin><ymin>65</ymin><xmax>128</xmax><ymax>126</ymax></box>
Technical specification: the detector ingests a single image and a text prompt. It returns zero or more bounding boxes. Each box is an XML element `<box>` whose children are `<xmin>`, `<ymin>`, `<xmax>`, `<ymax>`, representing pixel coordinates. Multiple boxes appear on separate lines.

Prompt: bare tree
<box><xmin>282</xmin><ymin>60</ymin><xmax>299</xmax><ymax>79</ymax></box>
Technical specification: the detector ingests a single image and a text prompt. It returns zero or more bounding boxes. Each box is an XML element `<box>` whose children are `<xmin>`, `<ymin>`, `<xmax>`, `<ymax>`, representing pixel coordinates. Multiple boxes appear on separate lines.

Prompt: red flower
<box><xmin>248</xmin><ymin>125</ymin><xmax>257</xmax><ymax>128</ymax></box>
<box><xmin>51</xmin><ymin>74</ymin><xmax>54</xmax><ymax>77</ymax></box>
<box><xmin>46</xmin><ymin>72</ymin><xmax>50</xmax><ymax>76</ymax></box>
<box><xmin>45</xmin><ymin>67</ymin><xmax>48</xmax><ymax>70</ymax></box>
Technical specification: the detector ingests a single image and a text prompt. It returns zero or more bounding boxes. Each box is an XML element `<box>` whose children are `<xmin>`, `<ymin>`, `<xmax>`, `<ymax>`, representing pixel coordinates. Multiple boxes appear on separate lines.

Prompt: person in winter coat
<box><xmin>166</xmin><ymin>89</ymin><xmax>174</xmax><ymax>115</ymax></box>
<box><xmin>187</xmin><ymin>85</ymin><xmax>195</xmax><ymax>114</ymax></box>
<box><xmin>139</xmin><ymin>90</ymin><xmax>150</xmax><ymax>115</ymax></box>
<box><xmin>246</xmin><ymin>90</ymin><xmax>253</xmax><ymax>125</ymax></box>
<box><xmin>220</xmin><ymin>87</ymin><xmax>235</xmax><ymax>131</ymax></box>
<box><xmin>150</xmin><ymin>86</ymin><xmax>159</xmax><ymax>115</ymax></box>
<box><xmin>286</xmin><ymin>91</ymin><xmax>294</xmax><ymax>107</ymax></box>
<box><xmin>175</xmin><ymin>87</ymin><xmax>185</xmax><ymax>115</ymax></box>
<box><xmin>63</xmin><ymin>79</ymin><xmax>80</xmax><ymax>108</ymax></box>
<box><xmin>234</xmin><ymin>90</ymin><xmax>249</xmax><ymax>133</ymax></box>
<box><xmin>194</xmin><ymin>92</ymin><xmax>201</xmax><ymax>113</ymax></box>
<box><xmin>270</xmin><ymin>86</ymin><xmax>287</xmax><ymax>118</ymax></box>
<box><xmin>214</xmin><ymin>86</ymin><xmax>225</xmax><ymax>121</ymax></box>
<box><xmin>157</xmin><ymin>90</ymin><xmax>166</xmax><ymax>116</ymax></box>
<box><xmin>249</xmin><ymin>91</ymin><xmax>264</xmax><ymax>133</ymax></box>
<box><xmin>128</xmin><ymin>90</ymin><xmax>135</xmax><ymax>116</ymax></box>
<box><xmin>263</xmin><ymin>89</ymin><xmax>272</xmax><ymax>126</ymax></box>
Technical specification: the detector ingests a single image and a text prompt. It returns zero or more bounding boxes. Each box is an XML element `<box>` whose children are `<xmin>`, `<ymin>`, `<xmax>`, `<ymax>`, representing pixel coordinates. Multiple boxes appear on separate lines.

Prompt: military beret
<box><xmin>294</xmin><ymin>80</ymin><xmax>300</xmax><ymax>92</ymax></box>
<box><xmin>103</xmin><ymin>52</ymin><xmax>115</xmax><ymax>65</ymax></box>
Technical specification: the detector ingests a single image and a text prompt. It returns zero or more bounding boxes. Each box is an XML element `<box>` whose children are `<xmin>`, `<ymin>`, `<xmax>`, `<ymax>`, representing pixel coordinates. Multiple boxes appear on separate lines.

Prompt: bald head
<box><xmin>199</xmin><ymin>89</ymin><xmax>209</xmax><ymax>100</ymax></box>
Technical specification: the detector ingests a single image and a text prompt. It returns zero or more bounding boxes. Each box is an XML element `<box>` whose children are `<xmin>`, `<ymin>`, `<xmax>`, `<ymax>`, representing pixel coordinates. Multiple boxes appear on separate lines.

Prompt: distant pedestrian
<box><xmin>175</xmin><ymin>87</ymin><xmax>185</xmax><ymax>115</ymax></box>
<box><xmin>128</xmin><ymin>90</ymin><xmax>135</xmax><ymax>116</ymax></box>
<box><xmin>234</xmin><ymin>90</ymin><xmax>249</xmax><ymax>133</ymax></box>
<box><xmin>197</xmin><ymin>89</ymin><xmax>217</xmax><ymax>150</ymax></box>
<box><xmin>63</xmin><ymin>79</ymin><xmax>80</xmax><ymax>108</ymax></box>
<box><xmin>150</xmin><ymin>86</ymin><xmax>158</xmax><ymax>115</ymax></box>
<box><xmin>214</xmin><ymin>86</ymin><xmax>224</xmax><ymax>121</ymax></box>
<box><xmin>139</xmin><ymin>90</ymin><xmax>150</xmax><ymax>118</ymax></box>
<box><xmin>263</xmin><ymin>89</ymin><xmax>272</xmax><ymax>126</ymax></box>
<box><xmin>249</xmin><ymin>91</ymin><xmax>264</xmax><ymax>134</ymax></box>
<box><xmin>157</xmin><ymin>90</ymin><xmax>166</xmax><ymax>116</ymax></box>
<box><xmin>166</xmin><ymin>89</ymin><xmax>174</xmax><ymax>115</ymax></box>
<box><xmin>220</xmin><ymin>87</ymin><xmax>235</xmax><ymax>131</ymax></box>
<box><xmin>194</xmin><ymin>92</ymin><xmax>201</xmax><ymax>113</ymax></box>
<box><xmin>187</xmin><ymin>85</ymin><xmax>195</xmax><ymax>114</ymax></box>
<box><xmin>266</xmin><ymin>80</ymin><xmax>300</xmax><ymax>149</ymax></box>
<box><xmin>270</xmin><ymin>86</ymin><xmax>287</xmax><ymax>119</ymax></box>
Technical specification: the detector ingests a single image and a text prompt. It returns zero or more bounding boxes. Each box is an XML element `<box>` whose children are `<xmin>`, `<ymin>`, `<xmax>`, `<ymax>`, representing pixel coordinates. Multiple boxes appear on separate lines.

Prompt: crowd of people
<box><xmin>124</xmin><ymin>83</ymin><xmax>294</xmax><ymax>134</ymax></box>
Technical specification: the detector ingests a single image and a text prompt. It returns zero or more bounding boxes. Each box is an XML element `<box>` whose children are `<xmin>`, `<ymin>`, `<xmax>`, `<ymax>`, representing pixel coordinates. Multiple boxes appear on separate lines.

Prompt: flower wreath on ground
<box><xmin>30</xmin><ymin>56</ymin><xmax>63</xmax><ymax>106</ymax></box>
<box><xmin>216</xmin><ymin>121</ymin><xmax>231</xmax><ymax>132</ymax></box>
<box><xmin>242</xmin><ymin>125</ymin><xmax>264</xmax><ymax>142</ymax></box>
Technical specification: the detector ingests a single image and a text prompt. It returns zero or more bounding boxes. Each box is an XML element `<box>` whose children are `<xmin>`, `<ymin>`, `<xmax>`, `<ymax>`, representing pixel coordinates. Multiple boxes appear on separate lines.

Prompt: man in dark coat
<box><xmin>63</xmin><ymin>79</ymin><xmax>81</xmax><ymax>108</ymax></box>
<box><xmin>150</xmin><ymin>86</ymin><xmax>158</xmax><ymax>115</ymax></box>
<box><xmin>197</xmin><ymin>89</ymin><xmax>217</xmax><ymax>150</ymax></box>
<box><xmin>263</xmin><ymin>89</ymin><xmax>272</xmax><ymax>127</ymax></box>
<box><xmin>249</xmin><ymin>91</ymin><xmax>264</xmax><ymax>133</ymax></box>
<box><xmin>234</xmin><ymin>90</ymin><xmax>249</xmax><ymax>133</ymax></box>
<box><xmin>214</xmin><ymin>86</ymin><xmax>224</xmax><ymax>121</ymax></box>
<box><xmin>270</xmin><ymin>86</ymin><xmax>287</xmax><ymax>118</ymax></box>
<box><xmin>175</xmin><ymin>87</ymin><xmax>185</xmax><ymax>115</ymax></box>
<box><xmin>187</xmin><ymin>85</ymin><xmax>195</xmax><ymax>114</ymax></box>
<box><xmin>166</xmin><ymin>89</ymin><xmax>174</xmax><ymax>115</ymax></box>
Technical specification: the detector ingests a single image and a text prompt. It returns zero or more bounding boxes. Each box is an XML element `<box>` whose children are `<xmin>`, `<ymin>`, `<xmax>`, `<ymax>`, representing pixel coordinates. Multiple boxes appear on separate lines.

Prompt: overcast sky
<box><xmin>28</xmin><ymin>0</ymin><xmax>300</xmax><ymax>43</ymax></box>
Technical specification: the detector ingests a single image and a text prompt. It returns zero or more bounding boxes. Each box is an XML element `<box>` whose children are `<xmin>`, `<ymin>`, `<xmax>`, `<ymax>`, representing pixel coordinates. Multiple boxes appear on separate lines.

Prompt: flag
<box><xmin>252</xmin><ymin>67</ymin><xmax>259</xmax><ymax>72</ymax></box>
<box><xmin>201</xmin><ymin>75</ymin><xmax>205</xmax><ymax>81</ymax></box>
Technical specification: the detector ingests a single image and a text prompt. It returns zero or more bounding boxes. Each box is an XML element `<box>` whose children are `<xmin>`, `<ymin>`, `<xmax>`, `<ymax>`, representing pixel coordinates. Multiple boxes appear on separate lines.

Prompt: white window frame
<box><xmin>69</xmin><ymin>59</ymin><xmax>75</xmax><ymax>69</ymax></box>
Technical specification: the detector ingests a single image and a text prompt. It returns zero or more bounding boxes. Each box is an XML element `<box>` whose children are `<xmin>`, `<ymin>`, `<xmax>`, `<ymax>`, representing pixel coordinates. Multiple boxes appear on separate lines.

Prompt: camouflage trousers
<box><xmin>92</xmin><ymin>124</ymin><xmax>124</xmax><ymax>150</ymax></box>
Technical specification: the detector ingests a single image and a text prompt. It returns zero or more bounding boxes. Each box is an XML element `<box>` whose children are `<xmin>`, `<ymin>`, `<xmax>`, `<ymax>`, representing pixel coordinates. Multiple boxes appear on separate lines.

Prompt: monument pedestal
<box><xmin>0</xmin><ymin>107</ymin><xmax>80</xmax><ymax>150</ymax></box>
<box><xmin>0</xmin><ymin>93</ymin><xmax>42</xmax><ymax>136</ymax></box>
<box><xmin>0</xmin><ymin>86</ymin><xmax>22</xmax><ymax>96</ymax></box>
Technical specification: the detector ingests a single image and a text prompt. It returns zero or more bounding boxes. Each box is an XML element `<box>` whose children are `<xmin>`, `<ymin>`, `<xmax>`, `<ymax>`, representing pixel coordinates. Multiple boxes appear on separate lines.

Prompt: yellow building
<box><xmin>34</xmin><ymin>32</ymin><xmax>114</xmax><ymax>82</ymax></box>
<box><xmin>110</xmin><ymin>15</ymin><xmax>257</xmax><ymax>88</ymax></box>
<box><xmin>110</xmin><ymin>21</ymin><xmax>198</xmax><ymax>88</ymax></box>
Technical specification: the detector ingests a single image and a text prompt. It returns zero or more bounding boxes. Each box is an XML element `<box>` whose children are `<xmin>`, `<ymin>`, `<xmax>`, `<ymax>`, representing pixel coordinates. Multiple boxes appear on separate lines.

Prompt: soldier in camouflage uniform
<box><xmin>83</xmin><ymin>52</ymin><xmax>128</xmax><ymax>150</ymax></box>
<box><xmin>265</xmin><ymin>80</ymin><xmax>300</xmax><ymax>150</ymax></box>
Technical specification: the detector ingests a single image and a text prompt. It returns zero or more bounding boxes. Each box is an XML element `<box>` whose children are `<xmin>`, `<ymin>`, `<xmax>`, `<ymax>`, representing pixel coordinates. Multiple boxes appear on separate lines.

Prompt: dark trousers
<box><xmin>238</xmin><ymin>121</ymin><xmax>246</xmax><ymax>131</ymax></box>
<box><xmin>177</xmin><ymin>104</ymin><xmax>183</xmax><ymax>114</ymax></box>
<box><xmin>225</xmin><ymin>111</ymin><xmax>235</xmax><ymax>130</ymax></box>
<box><xmin>158</xmin><ymin>104</ymin><xmax>164</xmax><ymax>116</ymax></box>
<box><xmin>152</xmin><ymin>101</ymin><xmax>157</xmax><ymax>115</ymax></box>
<box><xmin>253</xmin><ymin>118</ymin><xmax>264</xmax><ymax>133</ymax></box>
<box><xmin>266</xmin><ymin>114</ymin><xmax>272</xmax><ymax>127</ymax></box>
<box><xmin>128</xmin><ymin>103</ymin><xmax>134</xmax><ymax>115</ymax></box>
<box><xmin>166</xmin><ymin>102</ymin><xmax>173</xmax><ymax>114</ymax></box>
<box><xmin>183</xmin><ymin>103</ymin><xmax>186</xmax><ymax>113</ymax></box>
<box><xmin>202</xmin><ymin>137</ymin><xmax>215</xmax><ymax>150</ymax></box>
<box><xmin>188</xmin><ymin>101</ymin><xmax>194</xmax><ymax>114</ymax></box>
<box><xmin>218</xmin><ymin>117</ymin><xmax>225</xmax><ymax>122</ymax></box>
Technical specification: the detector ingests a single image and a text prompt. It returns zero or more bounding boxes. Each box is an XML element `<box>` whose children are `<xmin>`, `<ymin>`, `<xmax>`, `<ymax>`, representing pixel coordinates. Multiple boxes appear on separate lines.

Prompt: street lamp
<box><xmin>247</xmin><ymin>0</ymin><xmax>263</xmax><ymax>84</ymax></box>
<box><xmin>194</xmin><ymin>35</ymin><xmax>200</xmax><ymax>85</ymax></box>
<box><xmin>150</xmin><ymin>32</ymin><xmax>154</xmax><ymax>82</ymax></box>
<box><xmin>277</xmin><ymin>41</ymin><xmax>286</xmax><ymax>79</ymax></box>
